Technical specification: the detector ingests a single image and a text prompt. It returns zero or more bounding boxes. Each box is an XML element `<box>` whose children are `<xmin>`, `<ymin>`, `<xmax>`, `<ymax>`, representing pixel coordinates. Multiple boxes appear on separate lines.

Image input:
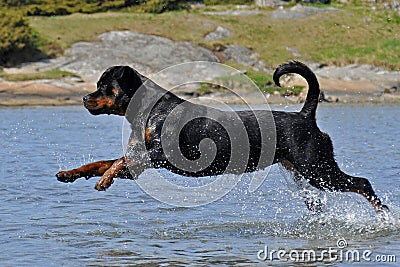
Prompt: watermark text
<box><xmin>257</xmin><ymin>239</ymin><xmax>396</xmax><ymax>263</ymax></box>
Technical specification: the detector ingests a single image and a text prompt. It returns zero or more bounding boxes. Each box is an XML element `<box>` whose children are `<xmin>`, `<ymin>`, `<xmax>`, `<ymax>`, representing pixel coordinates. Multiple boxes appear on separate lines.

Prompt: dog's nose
<box><xmin>83</xmin><ymin>95</ymin><xmax>89</xmax><ymax>102</ymax></box>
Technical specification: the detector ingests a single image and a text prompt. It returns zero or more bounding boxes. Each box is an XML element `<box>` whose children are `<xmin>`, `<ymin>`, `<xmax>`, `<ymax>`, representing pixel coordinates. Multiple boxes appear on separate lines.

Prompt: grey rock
<box><xmin>149</xmin><ymin>61</ymin><xmax>238</xmax><ymax>90</ymax></box>
<box><xmin>270</xmin><ymin>9</ymin><xmax>307</xmax><ymax>19</ymax></box>
<box><xmin>255</xmin><ymin>0</ymin><xmax>289</xmax><ymax>8</ymax></box>
<box><xmin>383</xmin><ymin>0</ymin><xmax>400</xmax><ymax>14</ymax></box>
<box><xmin>16</xmin><ymin>31</ymin><xmax>219</xmax><ymax>83</ymax></box>
<box><xmin>291</xmin><ymin>4</ymin><xmax>337</xmax><ymax>15</ymax></box>
<box><xmin>286</xmin><ymin>47</ymin><xmax>301</xmax><ymax>57</ymax></box>
<box><xmin>64</xmin><ymin>31</ymin><xmax>219</xmax><ymax>82</ymax></box>
<box><xmin>203</xmin><ymin>10</ymin><xmax>261</xmax><ymax>16</ymax></box>
<box><xmin>223</xmin><ymin>45</ymin><xmax>260</xmax><ymax>67</ymax></box>
<box><xmin>271</xmin><ymin>4</ymin><xmax>337</xmax><ymax>19</ymax></box>
<box><xmin>6</xmin><ymin>31</ymin><xmax>272</xmax><ymax>90</ymax></box>
<box><xmin>204</xmin><ymin>26</ymin><xmax>232</xmax><ymax>41</ymax></box>
<box><xmin>314</xmin><ymin>64</ymin><xmax>400</xmax><ymax>82</ymax></box>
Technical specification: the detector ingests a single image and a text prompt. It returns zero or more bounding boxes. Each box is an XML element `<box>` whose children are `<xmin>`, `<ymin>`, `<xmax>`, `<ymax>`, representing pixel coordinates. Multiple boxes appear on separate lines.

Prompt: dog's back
<box><xmin>143</xmin><ymin>61</ymin><xmax>321</xmax><ymax>177</ymax></box>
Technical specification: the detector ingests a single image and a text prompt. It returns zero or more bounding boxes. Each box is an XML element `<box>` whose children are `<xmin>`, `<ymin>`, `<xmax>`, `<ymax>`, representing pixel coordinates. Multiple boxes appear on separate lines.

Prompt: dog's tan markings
<box><xmin>56</xmin><ymin>160</ymin><xmax>116</xmax><ymax>182</ymax></box>
<box><xmin>95</xmin><ymin>157</ymin><xmax>126</xmax><ymax>191</ymax></box>
<box><xmin>96</xmin><ymin>97</ymin><xmax>115</xmax><ymax>109</ymax></box>
<box><xmin>349</xmin><ymin>188</ymin><xmax>386</xmax><ymax>213</ymax></box>
<box><xmin>145</xmin><ymin>128</ymin><xmax>153</xmax><ymax>142</ymax></box>
<box><xmin>281</xmin><ymin>160</ymin><xmax>297</xmax><ymax>174</ymax></box>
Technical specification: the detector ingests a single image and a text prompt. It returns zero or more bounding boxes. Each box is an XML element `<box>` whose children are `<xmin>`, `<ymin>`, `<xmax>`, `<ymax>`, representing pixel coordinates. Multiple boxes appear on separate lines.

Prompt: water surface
<box><xmin>0</xmin><ymin>103</ymin><xmax>399</xmax><ymax>266</ymax></box>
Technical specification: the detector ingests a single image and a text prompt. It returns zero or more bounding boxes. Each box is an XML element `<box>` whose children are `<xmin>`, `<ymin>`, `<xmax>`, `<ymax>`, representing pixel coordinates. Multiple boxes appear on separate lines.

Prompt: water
<box><xmin>0</xmin><ymin>103</ymin><xmax>399</xmax><ymax>266</ymax></box>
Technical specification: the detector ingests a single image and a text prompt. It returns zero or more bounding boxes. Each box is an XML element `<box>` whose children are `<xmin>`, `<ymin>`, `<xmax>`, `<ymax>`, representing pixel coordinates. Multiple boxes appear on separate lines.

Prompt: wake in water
<box><xmin>276</xmin><ymin>164</ymin><xmax>400</xmax><ymax>240</ymax></box>
<box><xmin>145</xmin><ymin>167</ymin><xmax>400</xmax><ymax>242</ymax></box>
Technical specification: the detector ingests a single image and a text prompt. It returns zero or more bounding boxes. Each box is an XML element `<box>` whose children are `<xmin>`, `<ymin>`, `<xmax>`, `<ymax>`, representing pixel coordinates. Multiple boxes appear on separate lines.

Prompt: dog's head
<box><xmin>83</xmin><ymin>66</ymin><xmax>143</xmax><ymax>116</ymax></box>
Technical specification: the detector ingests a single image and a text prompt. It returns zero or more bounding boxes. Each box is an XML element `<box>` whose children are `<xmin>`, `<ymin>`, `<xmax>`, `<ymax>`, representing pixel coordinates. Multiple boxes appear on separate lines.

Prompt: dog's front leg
<box><xmin>56</xmin><ymin>159</ymin><xmax>118</xmax><ymax>183</ymax></box>
<box><xmin>95</xmin><ymin>157</ymin><xmax>128</xmax><ymax>191</ymax></box>
<box><xmin>94</xmin><ymin>156</ymin><xmax>144</xmax><ymax>191</ymax></box>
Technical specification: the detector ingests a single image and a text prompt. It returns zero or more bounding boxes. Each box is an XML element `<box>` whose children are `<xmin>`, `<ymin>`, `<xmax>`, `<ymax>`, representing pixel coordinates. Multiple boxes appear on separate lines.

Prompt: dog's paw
<box><xmin>377</xmin><ymin>204</ymin><xmax>391</xmax><ymax>221</ymax></box>
<box><xmin>94</xmin><ymin>176</ymin><xmax>114</xmax><ymax>191</ymax></box>
<box><xmin>56</xmin><ymin>170</ymin><xmax>80</xmax><ymax>183</ymax></box>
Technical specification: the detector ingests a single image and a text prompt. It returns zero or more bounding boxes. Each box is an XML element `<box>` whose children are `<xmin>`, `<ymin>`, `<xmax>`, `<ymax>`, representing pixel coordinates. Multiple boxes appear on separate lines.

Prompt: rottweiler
<box><xmin>56</xmin><ymin>61</ymin><xmax>389</xmax><ymax>214</ymax></box>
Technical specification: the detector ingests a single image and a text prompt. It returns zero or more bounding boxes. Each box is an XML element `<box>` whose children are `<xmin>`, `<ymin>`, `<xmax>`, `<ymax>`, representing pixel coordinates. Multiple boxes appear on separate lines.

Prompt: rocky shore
<box><xmin>1</xmin><ymin>30</ymin><xmax>399</xmax><ymax>106</ymax></box>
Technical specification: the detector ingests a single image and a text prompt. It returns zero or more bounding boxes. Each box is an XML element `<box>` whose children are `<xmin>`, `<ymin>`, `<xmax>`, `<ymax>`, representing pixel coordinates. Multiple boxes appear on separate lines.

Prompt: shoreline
<box><xmin>0</xmin><ymin>77</ymin><xmax>400</xmax><ymax>107</ymax></box>
<box><xmin>0</xmin><ymin>75</ymin><xmax>399</xmax><ymax>107</ymax></box>
<box><xmin>0</xmin><ymin>79</ymin><xmax>94</xmax><ymax>107</ymax></box>
<box><xmin>1</xmin><ymin>82</ymin><xmax>399</xmax><ymax>107</ymax></box>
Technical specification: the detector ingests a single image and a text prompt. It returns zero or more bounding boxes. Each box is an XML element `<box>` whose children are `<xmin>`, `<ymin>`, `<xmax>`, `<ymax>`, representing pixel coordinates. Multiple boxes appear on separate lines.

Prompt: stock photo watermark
<box><xmin>122</xmin><ymin>61</ymin><xmax>276</xmax><ymax>207</ymax></box>
<box><xmin>118</xmin><ymin>60</ymin><xmax>389</xmax><ymax>214</ymax></box>
<box><xmin>257</xmin><ymin>238</ymin><xmax>397</xmax><ymax>263</ymax></box>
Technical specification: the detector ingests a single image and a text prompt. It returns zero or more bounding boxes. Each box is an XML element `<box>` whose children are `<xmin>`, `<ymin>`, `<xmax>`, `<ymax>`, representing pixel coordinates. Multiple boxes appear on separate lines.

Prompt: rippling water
<box><xmin>0</xmin><ymin>104</ymin><xmax>399</xmax><ymax>266</ymax></box>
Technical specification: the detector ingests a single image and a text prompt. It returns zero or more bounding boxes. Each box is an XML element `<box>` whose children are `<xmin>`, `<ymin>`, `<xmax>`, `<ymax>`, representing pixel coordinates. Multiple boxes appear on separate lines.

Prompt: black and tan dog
<box><xmin>56</xmin><ymin>61</ymin><xmax>388</xmax><ymax>214</ymax></box>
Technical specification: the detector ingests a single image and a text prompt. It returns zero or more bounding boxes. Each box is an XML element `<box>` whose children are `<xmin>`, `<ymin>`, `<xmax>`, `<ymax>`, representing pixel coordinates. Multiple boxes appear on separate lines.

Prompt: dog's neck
<box><xmin>125</xmin><ymin>75</ymin><xmax>184</xmax><ymax>123</ymax></box>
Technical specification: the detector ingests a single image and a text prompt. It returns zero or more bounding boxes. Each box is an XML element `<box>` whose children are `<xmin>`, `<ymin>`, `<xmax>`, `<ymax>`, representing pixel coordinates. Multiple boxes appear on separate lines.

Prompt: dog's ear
<box><xmin>112</xmin><ymin>66</ymin><xmax>143</xmax><ymax>96</ymax></box>
<box><xmin>111</xmin><ymin>66</ymin><xmax>127</xmax><ymax>80</ymax></box>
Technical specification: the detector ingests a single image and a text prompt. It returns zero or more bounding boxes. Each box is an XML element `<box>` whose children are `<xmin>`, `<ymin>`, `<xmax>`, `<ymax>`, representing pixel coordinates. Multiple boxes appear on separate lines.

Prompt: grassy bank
<box><xmin>0</xmin><ymin>69</ymin><xmax>79</xmax><ymax>81</ymax></box>
<box><xmin>28</xmin><ymin>4</ymin><xmax>400</xmax><ymax>70</ymax></box>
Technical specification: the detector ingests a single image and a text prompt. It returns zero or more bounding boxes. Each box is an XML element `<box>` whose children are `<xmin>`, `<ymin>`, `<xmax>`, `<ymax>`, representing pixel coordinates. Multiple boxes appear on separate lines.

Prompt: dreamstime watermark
<box><xmin>122</xmin><ymin>61</ymin><xmax>276</xmax><ymax>207</ymax></box>
<box><xmin>257</xmin><ymin>238</ymin><xmax>397</xmax><ymax>263</ymax></box>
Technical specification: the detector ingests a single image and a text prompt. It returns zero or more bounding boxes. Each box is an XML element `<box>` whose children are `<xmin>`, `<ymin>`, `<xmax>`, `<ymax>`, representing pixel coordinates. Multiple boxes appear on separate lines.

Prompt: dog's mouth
<box><xmin>83</xmin><ymin>99</ymin><xmax>126</xmax><ymax>116</ymax></box>
<box><xmin>87</xmin><ymin>107</ymin><xmax>105</xmax><ymax>115</ymax></box>
<box><xmin>83</xmin><ymin>100</ymin><xmax>98</xmax><ymax>109</ymax></box>
<box><xmin>83</xmin><ymin>99</ymin><xmax>109</xmax><ymax>115</ymax></box>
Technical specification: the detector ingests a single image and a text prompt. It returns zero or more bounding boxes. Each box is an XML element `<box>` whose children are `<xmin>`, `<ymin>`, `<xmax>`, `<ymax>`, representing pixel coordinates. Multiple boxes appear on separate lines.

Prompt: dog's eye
<box><xmin>102</xmin><ymin>86</ymin><xmax>117</xmax><ymax>96</ymax></box>
<box><xmin>98</xmin><ymin>84</ymin><xmax>107</xmax><ymax>91</ymax></box>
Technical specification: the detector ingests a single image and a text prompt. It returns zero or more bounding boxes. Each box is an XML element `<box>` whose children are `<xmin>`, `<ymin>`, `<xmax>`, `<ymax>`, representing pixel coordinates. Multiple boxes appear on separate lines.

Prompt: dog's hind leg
<box><xmin>305</xmin><ymin>167</ymin><xmax>389</xmax><ymax>215</ymax></box>
<box><xmin>332</xmin><ymin>173</ymin><xmax>389</xmax><ymax>214</ymax></box>
<box><xmin>280</xmin><ymin>160</ymin><xmax>324</xmax><ymax>213</ymax></box>
<box><xmin>56</xmin><ymin>159</ymin><xmax>118</xmax><ymax>183</ymax></box>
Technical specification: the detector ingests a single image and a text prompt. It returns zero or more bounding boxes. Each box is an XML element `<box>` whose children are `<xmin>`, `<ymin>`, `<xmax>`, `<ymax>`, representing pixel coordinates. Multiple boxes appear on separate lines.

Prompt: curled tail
<box><xmin>273</xmin><ymin>61</ymin><xmax>320</xmax><ymax>118</ymax></box>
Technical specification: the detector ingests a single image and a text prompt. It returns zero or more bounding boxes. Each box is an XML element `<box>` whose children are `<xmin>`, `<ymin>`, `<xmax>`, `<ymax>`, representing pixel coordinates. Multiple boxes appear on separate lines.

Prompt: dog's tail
<box><xmin>273</xmin><ymin>61</ymin><xmax>320</xmax><ymax>118</ymax></box>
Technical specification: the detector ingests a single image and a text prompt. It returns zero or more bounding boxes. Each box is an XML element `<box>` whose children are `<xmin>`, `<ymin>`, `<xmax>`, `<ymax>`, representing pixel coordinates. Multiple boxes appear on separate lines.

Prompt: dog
<box><xmin>56</xmin><ymin>61</ymin><xmax>389</xmax><ymax>214</ymax></box>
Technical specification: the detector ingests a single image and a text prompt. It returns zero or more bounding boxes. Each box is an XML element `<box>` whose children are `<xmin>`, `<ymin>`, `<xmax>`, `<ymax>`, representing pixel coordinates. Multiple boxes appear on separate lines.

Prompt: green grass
<box><xmin>270</xmin><ymin>85</ymin><xmax>304</xmax><ymax>96</ymax></box>
<box><xmin>195</xmin><ymin>83</ymin><xmax>225</xmax><ymax>95</ymax></box>
<box><xmin>28</xmin><ymin>4</ymin><xmax>400</xmax><ymax>70</ymax></box>
<box><xmin>0</xmin><ymin>69</ymin><xmax>79</xmax><ymax>81</ymax></box>
<box><xmin>246</xmin><ymin>70</ymin><xmax>273</xmax><ymax>88</ymax></box>
<box><xmin>196</xmin><ymin>70</ymin><xmax>304</xmax><ymax>96</ymax></box>
<box><xmin>246</xmin><ymin>70</ymin><xmax>305</xmax><ymax>95</ymax></box>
